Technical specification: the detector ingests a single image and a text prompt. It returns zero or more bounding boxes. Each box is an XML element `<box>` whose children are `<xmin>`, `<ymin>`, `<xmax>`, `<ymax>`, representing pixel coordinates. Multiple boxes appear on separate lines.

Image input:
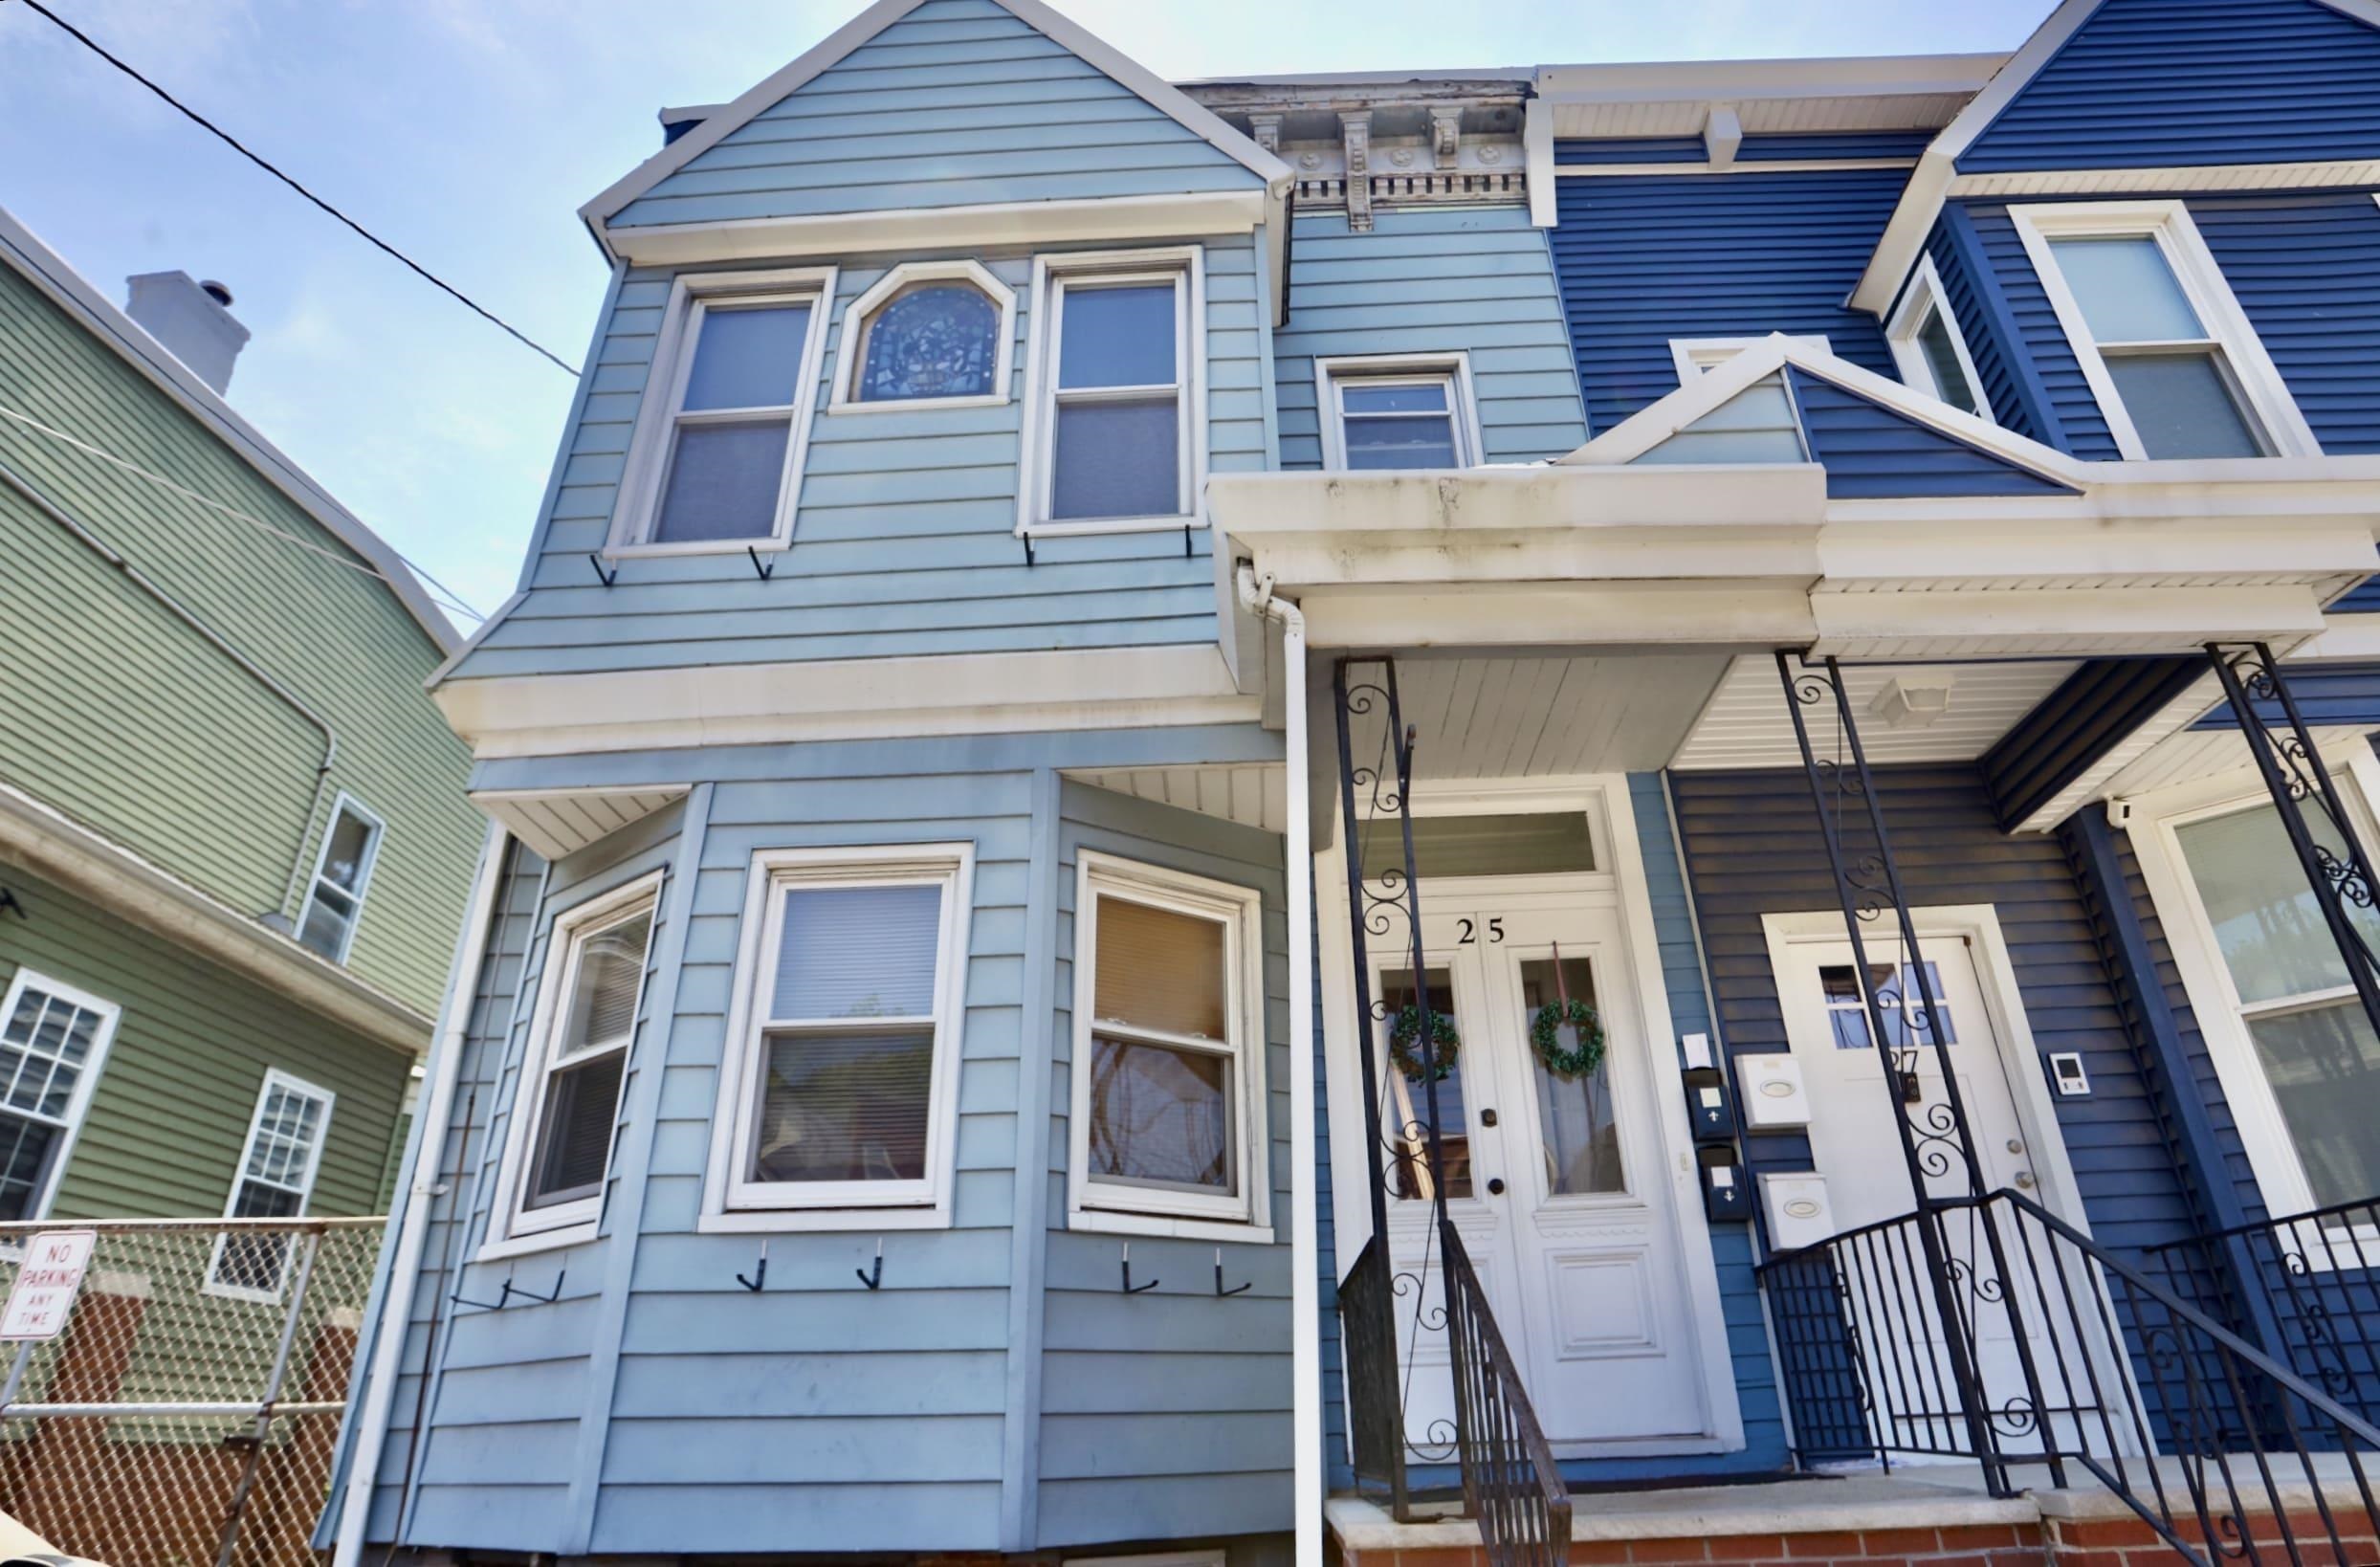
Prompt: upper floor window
<box><xmin>208</xmin><ymin>1070</ymin><xmax>333</xmax><ymax>1300</ymax></box>
<box><xmin>1069</xmin><ymin>852</ymin><xmax>1268</xmax><ymax>1238</ymax></box>
<box><xmin>298</xmin><ymin>795</ymin><xmax>383</xmax><ymax>965</ymax></box>
<box><xmin>833</xmin><ymin>260</ymin><xmax>1015</xmax><ymax>411</ymax></box>
<box><xmin>0</xmin><ymin>968</ymin><xmax>119</xmax><ymax>1222</ymax></box>
<box><xmin>1317</xmin><ymin>354</ymin><xmax>1481</xmax><ymax>471</ymax></box>
<box><xmin>1886</xmin><ymin>257</ymin><xmax>1991</xmax><ymax>421</ymax></box>
<box><xmin>486</xmin><ymin>870</ymin><xmax>662</xmax><ymax>1252</ymax></box>
<box><xmin>612</xmin><ymin>268</ymin><xmax>835</xmax><ymax>555</ymax></box>
<box><xmin>2012</xmin><ymin>202</ymin><xmax>2316</xmax><ymax>461</ymax></box>
<box><xmin>704</xmin><ymin>846</ymin><xmax>973</xmax><ymax>1229</ymax></box>
<box><xmin>1021</xmin><ymin>248</ymin><xmax>1202</xmax><ymax>535</ymax></box>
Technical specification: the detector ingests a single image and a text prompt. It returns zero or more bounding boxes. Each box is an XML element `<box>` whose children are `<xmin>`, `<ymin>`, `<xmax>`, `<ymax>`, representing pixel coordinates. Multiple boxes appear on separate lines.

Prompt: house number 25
<box><xmin>1456</xmin><ymin>917</ymin><xmax>1505</xmax><ymax>944</ymax></box>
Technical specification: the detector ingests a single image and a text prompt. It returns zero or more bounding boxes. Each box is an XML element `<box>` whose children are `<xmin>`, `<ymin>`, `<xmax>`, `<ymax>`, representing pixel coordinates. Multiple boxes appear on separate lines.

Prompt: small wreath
<box><xmin>1388</xmin><ymin>1004</ymin><xmax>1460</xmax><ymax>1082</ymax></box>
<box><xmin>1531</xmin><ymin>999</ymin><xmax>1605</xmax><ymax>1078</ymax></box>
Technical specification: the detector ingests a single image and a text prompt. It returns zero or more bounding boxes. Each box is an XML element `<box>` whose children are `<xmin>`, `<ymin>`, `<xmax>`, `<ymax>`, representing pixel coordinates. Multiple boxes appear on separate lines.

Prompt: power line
<box><xmin>11</xmin><ymin>0</ymin><xmax>580</xmax><ymax>377</ymax></box>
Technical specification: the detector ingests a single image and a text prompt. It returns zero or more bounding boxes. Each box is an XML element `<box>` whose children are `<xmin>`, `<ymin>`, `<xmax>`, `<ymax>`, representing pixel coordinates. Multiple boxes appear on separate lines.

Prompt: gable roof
<box><xmin>1562</xmin><ymin>332</ymin><xmax>2089</xmax><ymax>492</ymax></box>
<box><xmin>1851</xmin><ymin>0</ymin><xmax>2380</xmax><ymax>311</ymax></box>
<box><xmin>580</xmin><ymin>0</ymin><xmax>1292</xmax><ymax>244</ymax></box>
<box><xmin>0</xmin><ymin>204</ymin><xmax>458</xmax><ymax>652</ymax></box>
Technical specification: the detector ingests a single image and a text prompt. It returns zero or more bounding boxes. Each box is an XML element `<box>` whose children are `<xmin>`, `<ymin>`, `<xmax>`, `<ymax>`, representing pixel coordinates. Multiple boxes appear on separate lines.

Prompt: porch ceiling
<box><xmin>472</xmin><ymin>785</ymin><xmax>688</xmax><ymax>861</ymax></box>
<box><xmin>1375</xmin><ymin>652</ymin><xmax>1731</xmax><ymax>777</ymax></box>
<box><xmin>1672</xmin><ymin>655</ymin><xmax>2081</xmax><ymax>771</ymax></box>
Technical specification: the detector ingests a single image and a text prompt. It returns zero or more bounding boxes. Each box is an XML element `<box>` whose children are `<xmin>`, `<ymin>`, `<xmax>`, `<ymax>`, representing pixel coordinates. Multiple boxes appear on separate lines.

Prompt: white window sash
<box><xmin>1069</xmin><ymin>853</ymin><xmax>1268</xmax><ymax>1232</ymax></box>
<box><xmin>298</xmin><ymin>793</ymin><xmax>384</xmax><ymax>965</ymax></box>
<box><xmin>609</xmin><ymin>267</ymin><xmax>838</xmax><ymax>558</ymax></box>
<box><xmin>1886</xmin><ymin>255</ymin><xmax>1994</xmax><ymax>423</ymax></box>
<box><xmin>2009</xmin><ymin>200</ymin><xmax>2318</xmax><ymax>461</ymax></box>
<box><xmin>1314</xmin><ymin>352</ymin><xmax>1484</xmax><ymax>473</ymax></box>
<box><xmin>0</xmin><ymin>968</ymin><xmax>120</xmax><ymax>1223</ymax></box>
<box><xmin>205</xmin><ymin>1069</ymin><xmax>335</xmax><ymax>1302</ymax></box>
<box><xmin>828</xmin><ymin>258</ymin><xmax>1017</xmax><ymax>413</ymax></box>
<box><xmin>482</xmin><ymin>870</ymin><xmax>665</xmax><ymax>1256</ymax></box>
<box><xmin>704</xmin><ymin>847</ymin><xmax>974</xmax><ymax>1225</ymax></box>
<box><xmin>1017</xmin><ymin>248</ymin><xmax>1205</xmax><ymax>539</ymax></box>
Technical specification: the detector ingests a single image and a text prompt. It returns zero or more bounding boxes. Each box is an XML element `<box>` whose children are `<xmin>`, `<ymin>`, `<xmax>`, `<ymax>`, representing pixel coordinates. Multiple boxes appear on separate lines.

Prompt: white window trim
<box><xmin>480</xmin><ymin>868</ymin><xmax>665</xmax><ymax>1260</ymax></box>
<box><xmin>1016</xmin><ymin>245</ymin><xmax>1206</xmax><ymax>539</ymax></box>
<box><xmin>0</xmin><ymin>967</ymin><xmax>120</xmax><ymax>1223</ymax></box>
<box><xmin>1068</xmin><ymin>850</ymin><xmax>1271</xmax><ymax>1241</ymax></box>
<box><xmin>1670</xmin><ymin>335</ymin><xmax>1831</xmax><ymax>386</ymax></box>
<box><xmin>298</xmin><ymin>792</ymin><xmax>385</xmax><ymax>966</ymax></box>
<box><xmin>2009</xmin><ymin>200</ymin><xmax>2319</xmax><ymax>461</ymax></box>
<box><xmin>1886</xmin><ymin>254</ymin><xmax>1994</xmax><ymax>423</ymax></box>
<box><xmin>1313</xmin><ymin>351</ymin><xmax>1484</xmax><ymax>473</ymax></box>
<box><xmin>827</xmin><ymin>258</ymin><xmax>1017</xmax><ymax>414</ymax></box>
<box><xmin>607</xmin><ymin>265</ymin><xmax>839</xmax><ymax>558</ymax></box>
<box><xmin>2128</xmin><ymin>749</ymin><xmax>2380</xmax><ymax>1249</ymax></box>
<box><xmin>204</xmin><ymin>1068</ymin><xmax>334</xmax><ymax>1304</ymax></box>
<box><xmin>698</xmin><ymin>844</ymin><xmax>974</xmax><ymax>1234</ymax></box>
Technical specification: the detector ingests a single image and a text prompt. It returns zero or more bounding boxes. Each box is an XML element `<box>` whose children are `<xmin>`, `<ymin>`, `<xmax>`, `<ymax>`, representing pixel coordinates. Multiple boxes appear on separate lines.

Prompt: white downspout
<box><xmin>331</xmin><ymin>821</ymin><xmax>510</xmax><ymax>1566</ymax></box>
<box><xmin>1237</xmin><ymin>565</ymin><xmax>1320</xmax><ymax>1567</ymax></box>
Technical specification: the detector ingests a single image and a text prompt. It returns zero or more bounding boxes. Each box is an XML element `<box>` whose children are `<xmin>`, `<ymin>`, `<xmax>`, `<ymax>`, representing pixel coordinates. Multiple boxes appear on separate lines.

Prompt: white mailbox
<box><xmin>1762</xmin><ymin>1173</ymin><xmax>1837</xmax><ymax>1251</ymax></box>
<box><xmin>1737</xmin><ymin>1053</ymin><xmax>1812</xmax><ymax>1129</ymax></box>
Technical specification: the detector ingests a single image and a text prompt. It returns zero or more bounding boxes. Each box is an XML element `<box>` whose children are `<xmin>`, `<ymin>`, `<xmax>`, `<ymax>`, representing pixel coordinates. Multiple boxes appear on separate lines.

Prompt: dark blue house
<box><xmin>326</xmin><ymin>3</ymin><xmax>2380</xmax><ymax>1565</ymax></box>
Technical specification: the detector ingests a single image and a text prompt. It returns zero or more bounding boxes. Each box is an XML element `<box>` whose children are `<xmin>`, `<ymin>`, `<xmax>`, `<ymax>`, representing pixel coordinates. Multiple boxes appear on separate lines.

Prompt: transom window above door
<box><xmin>1317</xmin><ymin>354</ymin><xmax>1482</xmax><ymax>472</ymax></box>
<box><xmin>833</xmin><ymin>260</ymin><xmax>1016</xmax><ymax>410</ymax></box>
<box><xmin>611</xmin><ymin>267</ymin><xmax>836</xmax><ymax>555</ymax></box>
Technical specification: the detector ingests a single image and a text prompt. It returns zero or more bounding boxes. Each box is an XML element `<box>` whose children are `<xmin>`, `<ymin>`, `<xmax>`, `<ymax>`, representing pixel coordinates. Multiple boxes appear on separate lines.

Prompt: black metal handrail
<box><xmin>1761</xmin><ymin>1188</ymin><xmax>2380</xmax><ymax>1566</ymax></box>
<box><xmin>2143</xmin><ymin>1194</ymin><xmax>2380</xmax><ymax>1431</ymax></box>
<box><xmin>1440</xmin><ymin>1217</ymin><xmax>1571</xmax><ymax>1567</ymax></box>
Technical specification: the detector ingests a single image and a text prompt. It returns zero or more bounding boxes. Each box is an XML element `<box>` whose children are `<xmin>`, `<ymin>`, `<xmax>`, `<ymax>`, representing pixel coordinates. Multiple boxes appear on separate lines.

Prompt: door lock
<box><xmin>1479</xmin><ymin>1108</ymin><xmax>1498</xmax><ymax>1127</ymax></box>
<box><xmin>1487</xmin><ymin>1178</ymin><xmax>1507</xmax><ymax>1196</ymax></box>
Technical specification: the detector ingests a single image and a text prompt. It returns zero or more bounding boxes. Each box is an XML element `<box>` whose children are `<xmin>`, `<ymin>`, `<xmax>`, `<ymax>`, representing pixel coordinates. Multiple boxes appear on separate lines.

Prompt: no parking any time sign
<box><xmin>0</xmin><ymin>1230</ymin><xmax>98</xmax><ymax>1341</ymax></box>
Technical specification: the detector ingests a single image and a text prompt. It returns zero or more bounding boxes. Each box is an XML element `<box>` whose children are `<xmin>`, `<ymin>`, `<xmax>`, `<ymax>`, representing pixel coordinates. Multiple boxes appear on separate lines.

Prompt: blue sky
<box><xmin>0</xmin><ymin>0</ymin><xmax>2047</xmax><ymax>629</ymax></box>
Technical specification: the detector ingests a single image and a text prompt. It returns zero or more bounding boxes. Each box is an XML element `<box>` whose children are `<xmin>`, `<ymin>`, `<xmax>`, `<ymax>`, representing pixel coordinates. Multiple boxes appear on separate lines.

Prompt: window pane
<box><xmin>1356</xmin><ymin>812</ymin><xmax>1596</xmax><ymax>881</ymax></box>
<box><xmin>1520</xmin><ymin>958</ymin><xmax>1622</xmax><ymax>1194</ymax></box>
<box><xmin>653</xmin><ymin>419</ymin><xmax>791</xmax><ymax>543</ymax></box>
<box><xmin>771</xmin><ymin>884</ymin><xmax>943</xmax><ymax>1020</ymax></box>
<box><xmin>0</xmin><ymin>989</ymin><xmax>94</xmax><ymax>1121</ymax></box>
<box><xmin>528</xmin><ymin>1048</ymin><xmax>625</xmax><ymax>1208</ymax></box>
<box><xmin>1088</xmin><ymin>1033</ymin><xmax>1232</xmax><ymax>1193</ymax></box>
<box><xmin>2049</xmin><ymin>235</ymin><xmax>2205</xmax><ymax>342</ymax></box>
<box><xmin>1915</xmin><ymin>307</ymin><xmax>1981</xmax><ymax>415</ymax></box>
<box><xmin>857</xmin><ymin>283</ymin><xmax>999</xmax><ymax>401</ymax></box>
<box><xmin>0</xmin><ymin>1115</ymin><xmax>58</xmax><ymax>1222</ymax></box>
<box><xmin>1342</xmin><ymin>383</ymin><xmax>1448</xmax><ymax>415</ymax></box>
<box><xmin>682</xmin><ymin>302</ymin><xmax>810</xmax><ymax>411</ymax></box>
<box><xmin>1377</xmin><ymin>966</ymin><xmax>1469</xmax><ymax>1201</ymax></box>
<box><xmin>216</xmin><ymin>1184</ymin><xmax>300</xmax><ymax>1293</ymax></box>
<box><xmin>2105</xmin><ymin>352</ymin><xmax>2262</xmax><ymax>459</ymax></box>
<box><xmin>752</xmin><ymin>1029</ymin><xmax>933</xmax><ymax>1182</ymax></box>
<box><xmin>320</xmin><ymin>810</ymin><xmax>376</xmax><ymax>893</ymax></box>
<box><xmin>1050</xmin><ymin>399</ymin><xmax>1179</xmax><ymax>519</ymax></box>
<box><xmin>2177</xmin><ymin>804</ymin><xmax>2380</xmax><ymax>1004</ymax></box>
<box><xmin>2246</xmin><ymin>1002</ymin><xmax>2380</xmax><ymax>1208</ymax></box>
<box><xmin>1344</xmin><ymin>416</ymin><xmax>1458</xmax><ymax>470</ymax></box>
<box><xmin>1057</xmin><ymin>283</ymin><xmax>1176</xmax><ymax>387</ymax></box>
<box><xmin>562</xmin><ymin>910</ymin><xmax>651</xmax><ymax>1055</ymax></box>
<box><xmin>1093</xmin><ymin>895</ymin><xmax>1226</xmax><ymax>1040</ymax></box>
<box><xmin>298</xmin><ymin>887</ymin><xmax>356</xmax><ymax>960</ymax></box>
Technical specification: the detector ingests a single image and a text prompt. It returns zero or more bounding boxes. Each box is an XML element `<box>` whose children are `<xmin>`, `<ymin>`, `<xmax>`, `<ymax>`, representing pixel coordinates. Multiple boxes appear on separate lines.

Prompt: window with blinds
<box><xmin>1070</xmin><ymin>853</ymin><xmax>1266</xmax><ymax>1231</ymax></box>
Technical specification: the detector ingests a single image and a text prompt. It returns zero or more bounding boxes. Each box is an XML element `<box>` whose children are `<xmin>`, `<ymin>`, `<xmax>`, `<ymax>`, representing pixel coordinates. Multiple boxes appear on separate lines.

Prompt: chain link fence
<box><xmin>0</xmin><ymin>1218</ymin><xmax>385</xmax><ymax>1567</ymax></box>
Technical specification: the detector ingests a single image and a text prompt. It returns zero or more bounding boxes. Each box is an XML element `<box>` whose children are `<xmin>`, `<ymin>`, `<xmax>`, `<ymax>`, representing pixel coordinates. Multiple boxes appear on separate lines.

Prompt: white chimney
<box><xmin>124</xmin><ymin>272</ymin><xmax>250</xmax><ymax>394</ymax></box>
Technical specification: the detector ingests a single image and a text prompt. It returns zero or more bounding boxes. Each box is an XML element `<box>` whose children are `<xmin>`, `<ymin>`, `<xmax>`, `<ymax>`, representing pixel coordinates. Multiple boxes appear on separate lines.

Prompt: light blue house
<box><xmin>326</xmin><ymin>3</ymin><xmax>2380</xmax><ymax>1565</ymax></box>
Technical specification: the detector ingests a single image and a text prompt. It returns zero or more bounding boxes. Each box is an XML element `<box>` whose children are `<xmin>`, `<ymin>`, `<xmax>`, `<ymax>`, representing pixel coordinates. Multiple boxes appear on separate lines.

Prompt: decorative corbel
<box><xmin>1430</xmin><ymin>106</ymin><xmax>1463</xmax><ymax>169</ymax></box>
<box><xmin>1341</xmin><ymin>110</ymin><xmax>1374</xmax><ymax>232</ymax></box>
<box><xmin>1249</xmin><ymin>112</ymin><xmax>1283</xmax><ymax>156</ymax></box>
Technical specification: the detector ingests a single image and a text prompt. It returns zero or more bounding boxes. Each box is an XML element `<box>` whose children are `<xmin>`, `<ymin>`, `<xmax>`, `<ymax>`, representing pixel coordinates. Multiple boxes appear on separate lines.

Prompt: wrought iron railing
<box><xmin>1441</xmin><ymin>1219</ymin><xmax>1571</xmax><ymax>1567</ymax></box>
<box><xmin>2143</xmin><ymin>1195</ymin><xmax>2380</xmax><ymax>1434</ymax></box>
<box><xmin>1762</xmin><ymin>1189</ymin><xmax>2380</xmax><ymax>1565</ymax></box>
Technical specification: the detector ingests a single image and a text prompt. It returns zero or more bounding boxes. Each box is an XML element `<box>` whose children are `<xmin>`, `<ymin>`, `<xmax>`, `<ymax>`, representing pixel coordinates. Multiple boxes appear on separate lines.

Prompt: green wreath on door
<box><xmin>1530</xmin><ymin>998</ymin><xmax>1605</xmax><ymax>1078</ymax></box>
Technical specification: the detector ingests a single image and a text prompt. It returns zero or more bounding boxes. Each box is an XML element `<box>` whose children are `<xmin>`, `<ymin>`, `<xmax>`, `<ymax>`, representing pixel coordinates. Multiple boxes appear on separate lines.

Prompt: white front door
<box><xmin>1378</xmin><ymin>880</ymin><xmax>1714</xmax><ymax>1454</ymax></box>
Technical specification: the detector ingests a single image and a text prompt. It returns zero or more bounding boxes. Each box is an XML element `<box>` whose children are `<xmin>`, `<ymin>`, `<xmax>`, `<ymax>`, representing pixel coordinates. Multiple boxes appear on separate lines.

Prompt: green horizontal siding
<box><xmin>0</xmin><ymin>259</ymin><xmax>479</xmax><ymax>1016</ymax></box>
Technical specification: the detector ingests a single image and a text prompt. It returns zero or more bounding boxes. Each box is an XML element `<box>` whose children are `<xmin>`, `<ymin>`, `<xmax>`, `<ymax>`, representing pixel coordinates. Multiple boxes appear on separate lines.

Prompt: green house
<box><xmin>0</xmin><ymin>203</ymin><xmax>482</xmax><ymax>1232</ymax></box>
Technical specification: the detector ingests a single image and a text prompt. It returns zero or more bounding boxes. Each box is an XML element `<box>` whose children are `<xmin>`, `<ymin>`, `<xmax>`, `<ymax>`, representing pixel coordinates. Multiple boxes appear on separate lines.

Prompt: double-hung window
<box><xmin>613</xmin><ymin>268</ymin><xmax>835</xmax><ymax>553</ymax></box>
<box><xmin>1886</xmin><ymin>257</ymin><xmax>1991</xmax><ymax>420</ymax></box>
<box><xmin>0</xmin><ymin>969</ymin><xmax>118</xmax><ymax>1222</ymax></box>
<box><xmin>298</xmin><ymin>796</ymin><xmax>382</xmax><ymax>964</ymax></box>
<box><xmin>2013</xmin><ymin>202</ymin><xmax>2315</xmax><ymax>460</ymax></box>
<box><xmin>1022</xmin><ymin>249</ymin><xmax>1201</xmax><ymax>534</ymax></box>
<box><xmin>705</xmin><ymin>847</ymin><xmax>973</xmax><ymax>1227</ymax></box>
<box><xmin>208</xmin><ymin>1070</ymin><xmax>333</xmax><ymax>1299</ymax></box>
<box><xmin>1069</xmin><ymin>853</ymin><xmax>1267</xmax><ymax>1236</ymax></box>
<box><xmin>1316</xmin><ymin>354</ymin><xmax>1481</xmax><ymax>471</ymax></box>
<box><xmin>491</xmin><ymin>871</ymin><xmax>661</xmax><ymax>1249</ymax></box>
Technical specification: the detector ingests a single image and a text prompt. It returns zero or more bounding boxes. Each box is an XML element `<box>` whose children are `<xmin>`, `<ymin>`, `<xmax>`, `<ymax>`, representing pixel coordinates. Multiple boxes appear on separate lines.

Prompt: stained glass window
<box><xmin>854</xmin><ymin>281</ymin><xmax>1001</xmax><ymax>403</ymax></box>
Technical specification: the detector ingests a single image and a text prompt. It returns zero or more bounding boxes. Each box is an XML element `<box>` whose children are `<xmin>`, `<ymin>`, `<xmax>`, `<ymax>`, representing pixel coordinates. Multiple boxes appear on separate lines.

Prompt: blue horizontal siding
<box><xmin>1787</xmin><ymin>366</ymin><xmax>2076</xmax><ymax>498</ymax></box>
<box><xmin>613</xmin><ymin>0</ymin><xmax>1256</xmax><ymax>229</ymax></box>
<box><xmin>1923</xmin><ymin>210</ymin><xmax>2061</xmax><ymax>447</ymax></box>
<box><xmin>2333</xmin><ymin>570</ymin><xmax>2380</xmax><ymax>612</ymax></box>
<box><xmin>1960</xmin><ymin>0</ymin><xmax>2380</xmax><ymax>174</ymax></box>
<box><xmin>1981</xmin><ymin>657</ymin><xmax>2204</xmax><ymax>831</ymax></box>
<box><xmin>1551</xmin><ymin>169</ymin><xmax>1907</xmax><ymax>432</ymax></box>
<box><xmin>1737</xmin><ymin>130</ymin><xmax>1932</xmax><ymax>162</ymax></box>
<box><xmin>1554</xmin><ymin>137</ymin><xmax>1706</xmax><ymax>165</ymax></box>
<box><xmin>2190</xmin><ymin>660</ymin><xmax>2380</xmax><ymax>730</ymax></box>
<box><xmin>1275</xmin><ymin>207</ymin><xmax>1588</xmax><ymax>469</ymax></box>
<box><xmin>1958</xmin><ymin>200</ymin><xmax>2120</xmax><ymax>460</ymax></box>
<box><xmin>2192</xmin><ymin>190</ymin><xmax>2380</xmax><ymax>455</ymax></box>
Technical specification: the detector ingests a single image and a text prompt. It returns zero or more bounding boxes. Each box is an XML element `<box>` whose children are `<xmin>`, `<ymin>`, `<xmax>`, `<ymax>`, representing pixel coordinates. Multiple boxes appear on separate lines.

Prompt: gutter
<box><xmin>328</xmin><ymin>823</ymin><xmax>510</xmax><ymax>1566</ymax></box>
<box><xmin>1236</xmin><ymin>565</ymin><xmax>1320</xmax><ymax>1567</ymax></box>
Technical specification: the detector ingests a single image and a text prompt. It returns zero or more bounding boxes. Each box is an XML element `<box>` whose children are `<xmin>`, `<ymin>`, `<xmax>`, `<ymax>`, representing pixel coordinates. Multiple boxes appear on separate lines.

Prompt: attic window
<box><xmin>1635</xmin><ymin>373</ymin><xmax>1807</xmax><ymax>466</ymax></box>
<box><xmin>833</xmin><ymin>260</ymin><xmax>1017</xmax><ymax>412</ymax></box>
<box><xmin>1886</xmin><ymin>257</ymin><xmax>1991</xmax><ymax>422</ymax></box>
